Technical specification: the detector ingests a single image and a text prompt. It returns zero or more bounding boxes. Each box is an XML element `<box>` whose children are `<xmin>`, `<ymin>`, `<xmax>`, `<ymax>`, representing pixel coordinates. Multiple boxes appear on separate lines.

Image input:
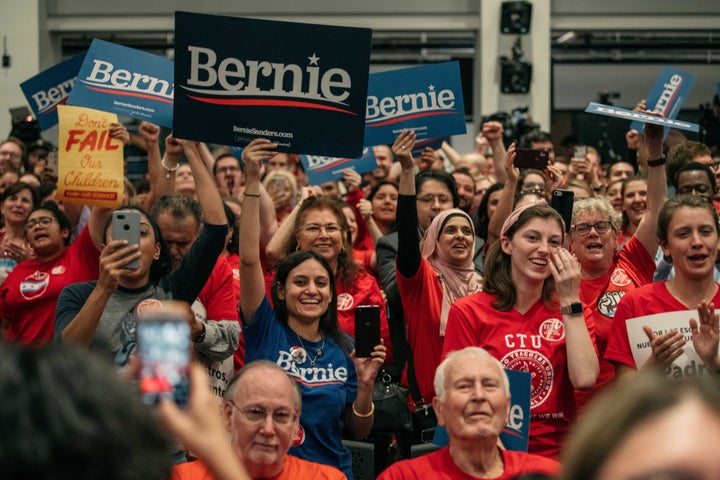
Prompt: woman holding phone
<box><xmin>54</xmin><ymin>140</ymin><xmax>230</xmax><ymax>367</ymax></box>
<box><xmin>240</xmin><ymin>138</ymin><xmax>385</xmax><ymax>480</ymax></box>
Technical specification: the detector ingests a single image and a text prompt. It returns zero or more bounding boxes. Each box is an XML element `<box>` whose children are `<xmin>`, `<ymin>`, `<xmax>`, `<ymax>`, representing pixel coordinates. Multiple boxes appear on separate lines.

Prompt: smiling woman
<box><xmin>0</xmin><ymin>182</ymin><xmax>39</xmax><ymax>285</ymax></box>
<box><xmin>441</xmin><ymin>142</ymin><xmax>599</xmax><ymax>460</ymax></box>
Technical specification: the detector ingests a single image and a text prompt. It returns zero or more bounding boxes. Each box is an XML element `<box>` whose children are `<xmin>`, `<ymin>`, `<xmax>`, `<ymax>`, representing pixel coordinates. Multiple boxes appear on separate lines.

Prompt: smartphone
<box><xmin>514</xmin><ymin>148</ymin><xmax>549</xmax><ymax>169</ymax></box>
<box><xmin>354</xmin><ymin>305</ymin><xmax>381</xmax><ymax>358</ymax></box>
<box><xmin>111</xmin><ymin>210</ymin><xmax>141</xmax><ymax>269</ymax></box>
<box><xmin>551</xmin><ymin>189</ymin><xmax>575</xmax><ymax>233</ymax></box>
<box><xmin>137</xmin><ymin>302</ymin><xmax>191</xmax><ymax>407</ymax></box>
<box><xmin>573</xmin><ymin>145</ymin><xmax>587</xmax><ymax>159</ymax></box>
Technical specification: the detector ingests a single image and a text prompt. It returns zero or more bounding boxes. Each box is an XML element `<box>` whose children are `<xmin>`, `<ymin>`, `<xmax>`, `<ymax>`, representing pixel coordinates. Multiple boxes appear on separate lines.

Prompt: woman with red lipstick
<box><xmin>605</xmin><ymin>194</ymin><xmax>720</xmax><ymax>379</ymax></box>
<box><xmin>441</xmin><ymin>144</ymin><xmax>598</xmax><ymax>459</ymax></box>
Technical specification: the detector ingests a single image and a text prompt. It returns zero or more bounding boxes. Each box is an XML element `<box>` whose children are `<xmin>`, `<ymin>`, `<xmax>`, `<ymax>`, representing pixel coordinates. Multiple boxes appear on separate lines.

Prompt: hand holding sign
<box><xmin>641</xmin><ymin>110</ymin><xmax>665</xmax><ymax>160</ymax></box>
<box><xmin>690</xmin><ymin>301</ymin><xmax>720</xmax><ymax>370</ymax></box>
<box><xmin>391</xmin><ymin>130</ymin><xmax>417</xmax><ymax>170</ymax></box>
<box><xmin>242</xmin><ymin>138</ymin><xmax>277</xmax><ymax>182</ymax></box>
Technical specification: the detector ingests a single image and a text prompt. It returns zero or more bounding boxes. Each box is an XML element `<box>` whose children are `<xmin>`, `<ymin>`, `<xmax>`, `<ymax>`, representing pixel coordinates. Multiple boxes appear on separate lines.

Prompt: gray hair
<box><xmin>434</xmin><ymin>347</ymin><xmax>510</xmax><ymax>401</ymax></box>
<box><xmin>225</xmin><ymin>360</ymin><xmax>301</xmax><ymax>410</ymax></box>
<box><xmin>571</xmin><ymin>197</ymin><xmax>622</xmax><ymax>231</ymax></box>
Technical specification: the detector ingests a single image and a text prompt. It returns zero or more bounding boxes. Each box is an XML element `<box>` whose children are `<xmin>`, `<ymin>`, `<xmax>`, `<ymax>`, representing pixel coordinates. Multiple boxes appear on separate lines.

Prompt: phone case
<box><xmin>551</xmin><ymin>189</ymin><xmax>574</xmax><ymax>233</ymax></box>
<box><xmin>137</xmin><ymin>304</ymin><xmax>191</xmax><ymax>407</ymax></box>
<box><xmin>112</xmin><ymin>210</ymin><xmax>141</xmax><ymax>269</ymax></box>
<box><xmin>514</xmin><ymin>148</ymin><xmax>549</xmax><ymax>169</ymax></box>
<box><xmin>354</xmin><ymin>305</ymin><xmax>381</xmax><ymax>357</ymax></box>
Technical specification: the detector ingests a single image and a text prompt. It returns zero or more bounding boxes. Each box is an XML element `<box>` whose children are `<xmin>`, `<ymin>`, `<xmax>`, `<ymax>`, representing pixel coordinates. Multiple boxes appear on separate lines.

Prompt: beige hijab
<box><xmin>419</xmin><ymin>209</ymin><xmax>483</xmax><ymax>336</ymax></box>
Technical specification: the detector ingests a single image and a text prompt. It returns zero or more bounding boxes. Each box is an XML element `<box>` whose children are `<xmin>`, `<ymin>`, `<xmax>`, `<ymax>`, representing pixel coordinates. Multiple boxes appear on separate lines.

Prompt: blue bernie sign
<box><xmin>21</xmin><ymin>51</ymin><xmax>86</xmax><ymax>130</ymax></box>
<box><xmin>300</xmin><ymin>147</ymin><xmax>377</xmax><ymax>186</ymax></box>
<box><xmin>67</xmin><ymin>39</ymin><xmax>174</xmax><ymax>127</ymax></box>
<box><xmin>364</xmin><ymin>61</ymin><xmax>467</xmax><ymax>147</ymax></box>
<box><xmin>629</xmin><ymin>66</ymin><xmax>696</xmax><ymax>137</ymax></box>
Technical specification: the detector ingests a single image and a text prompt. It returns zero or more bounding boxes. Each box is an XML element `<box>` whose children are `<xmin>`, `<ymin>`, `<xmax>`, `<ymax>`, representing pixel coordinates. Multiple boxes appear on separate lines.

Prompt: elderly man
<box><xmin>171</xmin><ymin>360</ymin><xmax>346</xmax><ymax>480</ymax></box>
<box><xmin>378</xmin><ymin>347</ymin><xmax>559</xmax><ymax>479</ymax></box>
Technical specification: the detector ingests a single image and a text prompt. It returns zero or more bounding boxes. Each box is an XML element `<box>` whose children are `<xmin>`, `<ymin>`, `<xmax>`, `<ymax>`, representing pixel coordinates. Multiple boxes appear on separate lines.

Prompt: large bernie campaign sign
<box><xmin>629</xmin><ymin>66</ymin><xmax>697</xmax><ymax>136</ymax></box>
<box><xmin>173</xmin><ymin>12</ymin><xmax>372</xmax><ymax>158</ymax></box>
<box><xmin>364</xmin><ymin>61</ymin><xmax>467</xmax><ymax>146</ymax></box>
<box><xmin>67</xmin><ymin>39</ymin><xmax>174</xmax><ymax>127</ymax></box>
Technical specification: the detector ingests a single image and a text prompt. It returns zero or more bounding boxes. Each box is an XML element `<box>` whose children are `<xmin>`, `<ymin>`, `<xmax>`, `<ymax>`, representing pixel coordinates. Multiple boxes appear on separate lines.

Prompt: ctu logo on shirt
<box><xmin>336</xmin><ymin>292</ymin><xmax>354</xmax><ymax>311</ymax></box>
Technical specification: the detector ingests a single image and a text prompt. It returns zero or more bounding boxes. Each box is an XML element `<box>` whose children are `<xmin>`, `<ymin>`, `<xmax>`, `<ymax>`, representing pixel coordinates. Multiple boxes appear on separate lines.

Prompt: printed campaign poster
<box><xmin>626</xmin><ymin>310</ymin><xmax>714</xmax><ymax>378</ymax></box>
<box><xmin>67</xmin><ymin>39</ymin><xmax>174</xmax><ymax>127</ymax></box>
<box><xmin>629</xmin><ymin>67</ymin><xmax>697</xmax><ymax>136</ymax></box>
<box><xmin>173</xmin><ymin>12</ymin><xmax>371</xmax><ymax>158</ymax></box>
<box><xmin>57</xmin><ymin>105</ymin><xmax>124</xmax><ymax>209</ymax></box>
<box><xmin>411</xmin><ymin>136</ymin><xmax>447</xmax><ymax>158</ymax></box>
<box><xmin>20</xmin><ymin>52</ymin><xmax>86</xmax><ymax>131</ymax></box>
<box><xmin>432</xmin><ymin>369</ymin><xmax>531</xmax><ymax>451</ymax></box>
<box><xmin>299</xmin><ymin>147</ymin><xmax>376</xmax><ymax>185</ymax></box>
<box><xmin>585</xmin><ymin>102</ymin><xmax>699</xmax><ymax>133</ymax></box>
<box><xmin>364</xmin><ymin>62</ymin><xmax>467</xmax><ymax>147</ymax></box>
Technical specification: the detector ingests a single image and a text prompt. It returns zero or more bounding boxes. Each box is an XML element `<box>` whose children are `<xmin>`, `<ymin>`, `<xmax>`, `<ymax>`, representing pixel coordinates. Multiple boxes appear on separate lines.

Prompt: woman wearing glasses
<box><xmin>1</xmin><ymin>202</ymin><xmax>111</xmax><ymax>344</ymax></box>
<box><xmin>240</xmin><ymin>138</ymin><xmax>385</xmax><ymax>479</ymax></box>
<box><xmin>570</xmin><ymin>120</ymin><xmax>666</xmax><ymax>410</ymax></box>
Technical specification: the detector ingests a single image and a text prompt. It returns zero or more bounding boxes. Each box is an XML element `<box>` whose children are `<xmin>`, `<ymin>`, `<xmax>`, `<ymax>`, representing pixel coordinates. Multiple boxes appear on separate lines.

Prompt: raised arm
<box><xmin>486</xmin><ymin>143</ymin><xmax>519</xmax><ymax>248</ymax></box>
<box><xmin>393</xmin><ymin>130</ymin><xmax>422</xmax><ymax>278</ymax></box>
<box><xmin>153</xmin><ymin>134</ymin><xmax>183</xmax><ymax>203</ymax></box>
<box><xmin>181</xmin><ymin>141</ymin><xmax>225</xmax><ymax>226</ymax></box>
<box><xmin>239</xmin><ymin>139</ymin><xmax>278</xmax><ymax>322</ymax></box>
<box><xmin>482</xmin><ymin>121</ymin><xmax>508</xmax><ymax>183</ymax></box>
<box><xmin>633</xmin><ymin>115</ymin><xmax>667</xmax><ymax>255</ymax></box>
<box><xmin>137</xmin><ymin>122</ymin><xmax>162</xmax><ymax>209</ymax></box>
<box><xmin>264</xmin><ymin>187</ymin><xmax>314</xmax><ymax>265</ymax></box>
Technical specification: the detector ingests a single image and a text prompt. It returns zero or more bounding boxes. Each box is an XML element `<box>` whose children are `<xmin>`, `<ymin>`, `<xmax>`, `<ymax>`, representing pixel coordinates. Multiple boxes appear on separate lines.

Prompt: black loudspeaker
<box><xmin>500</xmin><ymin>60</ymin><xmax>532</xmax><ymax>94</ymax></box>
<box><xmin>501</xmin><ymin>1</ymin><xmax>532</xmax><ymax>34</ymax></box>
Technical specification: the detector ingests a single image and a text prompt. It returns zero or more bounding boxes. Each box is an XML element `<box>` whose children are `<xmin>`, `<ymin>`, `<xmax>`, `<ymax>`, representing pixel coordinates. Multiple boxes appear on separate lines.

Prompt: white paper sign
<box><xmin>626</xmin><ymin>310</ymin><xmax>716</xmax><ymax>378</ymax></box>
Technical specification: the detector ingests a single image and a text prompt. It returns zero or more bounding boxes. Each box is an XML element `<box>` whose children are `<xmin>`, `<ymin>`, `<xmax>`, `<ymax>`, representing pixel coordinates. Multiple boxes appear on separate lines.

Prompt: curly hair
<box><xmin>283</xmin><ymin>195</ymin><xmax>359</xmax><ymax>288</ymax></box>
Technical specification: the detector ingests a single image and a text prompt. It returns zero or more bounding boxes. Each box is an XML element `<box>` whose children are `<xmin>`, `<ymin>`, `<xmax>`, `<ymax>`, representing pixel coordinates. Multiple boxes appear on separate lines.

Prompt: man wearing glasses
<box><xmin>171</xmin><ymin>360</ymin><xmax>346</xmax><ymax>480</ymax></box>
<box><xmin>0</xmin><ymin>138</ymin><xmax>25</xmax><ymax>173</ymax></box>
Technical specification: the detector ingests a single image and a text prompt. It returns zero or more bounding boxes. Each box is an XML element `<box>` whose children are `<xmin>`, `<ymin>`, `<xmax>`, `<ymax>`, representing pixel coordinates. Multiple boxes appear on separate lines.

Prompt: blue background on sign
<box><xmin>173</xmin><ymin>12</ymin><xmax>371</xmax><ymax>159</ymax></box>
<box><xmin>364</xmin><ymin>61</ymin><xmax>466</xmax><ymax>147</ymax></box>
<box><xmin>629</xmin><ymin>66</ymin><xmax>697</xmax><ymax>136</ymax></box>
<box><xmin>432</xmin><ymin>369</ymin><xmax>531</xmax><ymax>452</ymax></box>
<box><xmin>300</xmin><ymin>147</ymin><xmax>377</xmax><ymax>185</ymax></box>
<box><xmin>21</xmin><ymin>51</ymin><xmax>86</xmax><ymax>131</ymax></box>
<box><xmin>68</xmin><ymin>39</ymin><xmax>174</xmax><ymax>127</ymax></box>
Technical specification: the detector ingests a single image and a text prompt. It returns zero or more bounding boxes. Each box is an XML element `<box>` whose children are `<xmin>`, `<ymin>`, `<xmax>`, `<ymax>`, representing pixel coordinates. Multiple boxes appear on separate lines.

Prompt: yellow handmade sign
<box><xmin>57</xmin><ymin>104</ymin><xmax>124</xmax><ymax>208</ymax></box>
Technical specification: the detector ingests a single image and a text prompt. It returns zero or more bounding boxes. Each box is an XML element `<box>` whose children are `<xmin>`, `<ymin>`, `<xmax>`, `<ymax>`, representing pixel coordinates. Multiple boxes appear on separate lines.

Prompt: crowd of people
<box><xmin>1</xmin><ymin>99</ymin><xmax>720</xmax><ymax>479</ymax></box>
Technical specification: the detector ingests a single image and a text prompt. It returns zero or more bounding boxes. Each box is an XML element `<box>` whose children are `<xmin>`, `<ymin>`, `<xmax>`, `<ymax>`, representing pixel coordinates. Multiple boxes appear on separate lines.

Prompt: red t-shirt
<box><xmin>397</xmin><ymin>258</ymin><xmax>445</xmax><ymax>403</ymax></box>
<box><xmin>443</xmin><ymin>291</ymin><xmax>595</xmax><ymax>459</ymax></box>
<box><xmin>605</xmin><ymin>282</ymin><xmax>720</xmax><ymax>369</ymax></box>
<box><xmin>171</xmin><ymin>454</ymin><xmax>347</xmax><ymax>480</ymax></box>
<box><xmin>576</xmin><ymin>235</ymin><xmax>655</xmax><ymax>409</ymax></box>
<box><xmin>377</xmin><ymin>446</ymin><xmax>560</xmax><ymax>480</ymax></box>
<box><xmin>1</xmin><ymin>227</ymin><xmax>99</xmax><ymax>344</ymax></box>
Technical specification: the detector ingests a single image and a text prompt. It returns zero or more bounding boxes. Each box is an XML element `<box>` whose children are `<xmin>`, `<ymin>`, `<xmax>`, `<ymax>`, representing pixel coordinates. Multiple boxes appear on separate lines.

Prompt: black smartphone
<box><xmin>137</xmin><ymin>302</ymin><xmax>191</xmax><ymax>407</ymax></box>
<box><xmin>354</xmin><ymin>305</ymin><xmax>381</xmax><ymax>358</ymax></box>
<box><xmin>551</xmin><ymin>189</ymin><xmax>575</xmax><ymax>233</ymax></box>
<box><xmin>514</xmin><ymin>148</ymin><xmax>549</xmax><ymax>169</ymax></box>
<box><xmin>111</xmin><ymin>210</ymin><xmax>141</xmax><ymax>269</ymax></box>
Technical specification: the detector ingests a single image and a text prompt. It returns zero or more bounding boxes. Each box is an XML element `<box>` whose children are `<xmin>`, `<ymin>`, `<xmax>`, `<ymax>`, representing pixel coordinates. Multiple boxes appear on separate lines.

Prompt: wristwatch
<box><xmin>193</xmin><ymin>324</ymin><xmax>206</xmax><ymax>343</ymax></box>
<box><xmin>560</xmin><ymin>302</ymin><xmax>583</xmax><ymax>316</ymax></box>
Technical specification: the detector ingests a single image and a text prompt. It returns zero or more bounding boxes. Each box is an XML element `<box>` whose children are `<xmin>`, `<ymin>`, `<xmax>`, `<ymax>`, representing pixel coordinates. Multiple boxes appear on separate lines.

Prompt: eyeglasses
<box><xmin>24</xmin><ymin>216</ymin><xmax>54</xmax><ymax>232</ymax></box>
<box><xmin>0</xmin><ymin>150</ymin><xmax>21</xmax><ymax>158</ymax></box>
<box><xmin>677</xmin><ymin>184</ymin><xmax>712</xmax><ymax>195</ymax></box>
<box><xmin>227</xmin><ymin>400</ymin><xmax>296</xmax><ymax>425</ymax></box>
<box><xmin>301</xmin><ymin>223</ymin><xmax>341</xmax><ymax>234</ymax></box>
<box><xmin>417</xmin><ymin>194</ymin><xmax>452</xmax><ymax>204</ymax></box>
<box><xmin>521</xmin><ymin>182</ymin><xmax>545</xmax><ymax>191</ymax></box>
<box><xmin>573</xmin><ymin>221</ymin><xmax>614</xmax><ymax>236</ymax></box>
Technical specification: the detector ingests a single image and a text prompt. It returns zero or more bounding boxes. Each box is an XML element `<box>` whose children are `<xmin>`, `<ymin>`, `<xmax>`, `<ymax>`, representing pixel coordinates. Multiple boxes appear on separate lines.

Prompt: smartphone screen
<box><xmin>112</xmin><ymin>210</ymin><xmax>141</xmax><ymax>269</ymax></box>
<box><xmin>573</xmin><ymin>145</ymin><xmax>587</xmax><ymax>159</ymax></box>
<box><xmin>514</xmin><ymin>148</ymin><xmax>549</xmax><ymax>169</ymax></box>
<box><xmin>137</xmin><ymin>304</ymin><xmax>191</xmax><ymax>407</ymax></box>
<box><xmin>354</xmin><ymin>305</ymin><xmax>381</xmax><ymax>358</ymax></box>
<box><xmin>551</xmin><ymin>189</ymin><xmax>574</xmax><ymax>233</ymax></box>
